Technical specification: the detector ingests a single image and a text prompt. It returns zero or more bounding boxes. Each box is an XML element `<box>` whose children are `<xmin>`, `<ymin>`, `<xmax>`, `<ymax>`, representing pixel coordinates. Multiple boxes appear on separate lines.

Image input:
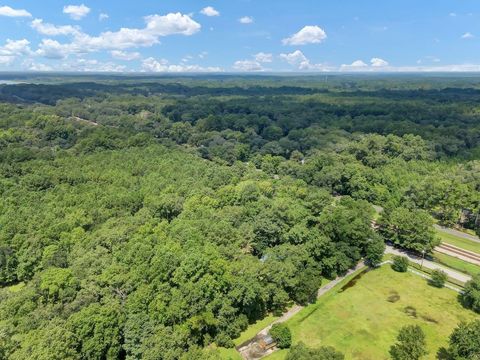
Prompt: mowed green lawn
<box><xmin>435</xmin><ymin>228</ymin><xmax>480</xmax><ymax>255</ymax></box>
<box><xmin>265</xmin><ymin>266</ymin><xmax>477</xmax><ymax>360</ymax></box>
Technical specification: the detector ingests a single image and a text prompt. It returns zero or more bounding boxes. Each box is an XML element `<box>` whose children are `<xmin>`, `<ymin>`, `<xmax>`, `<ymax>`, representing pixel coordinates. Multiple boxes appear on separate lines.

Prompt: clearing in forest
<box><xmin>264</xmin><ymin>266</ymin><xmax>477</xmax><ymax>360</ymax></box>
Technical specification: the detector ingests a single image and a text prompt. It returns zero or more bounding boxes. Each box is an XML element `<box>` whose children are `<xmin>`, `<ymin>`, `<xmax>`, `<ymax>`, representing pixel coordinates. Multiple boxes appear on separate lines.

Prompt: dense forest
<box><xmin>0</xmin><ymin>75</ymin><xmax>479</xmax><ymax>359</ymax></box>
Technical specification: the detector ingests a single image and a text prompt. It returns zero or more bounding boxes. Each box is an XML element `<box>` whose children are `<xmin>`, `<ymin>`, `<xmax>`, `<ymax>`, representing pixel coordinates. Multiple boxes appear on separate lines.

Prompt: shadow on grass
<box><xmin>436</xmin><ymin>347</ymin><xmax>452</xmax><ymax>360</ymax></box>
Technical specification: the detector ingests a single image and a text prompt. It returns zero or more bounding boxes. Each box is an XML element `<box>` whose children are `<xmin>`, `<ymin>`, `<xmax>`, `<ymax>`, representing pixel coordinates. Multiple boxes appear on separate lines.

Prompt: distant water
<box><xmin>0</xmin><ymin>80</ymin><xmax>20</xmax><ymax>84</ymax></box>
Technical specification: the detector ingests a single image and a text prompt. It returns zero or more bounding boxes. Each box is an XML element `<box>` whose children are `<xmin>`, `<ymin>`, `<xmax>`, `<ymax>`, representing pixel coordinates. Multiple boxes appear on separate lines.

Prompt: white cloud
<box><xmin>33</xmin><ymin>12</ymin><xmax>201</xmax><ymax>60</ymax></box>
<box><xmin>233</xmin><ymin>60</ymin><xmax>264</xmax><ymax>71</ymax></box>
<box><xmin>239</xmin><ymin>16</ymin><xmax>253</xmax><ymax>24</ymax></box>
<box><xmin>282</xmin><ymin>25</ymin><xmax>327</xmax><ymax>45</ymax></box>
<box><xmin>0</xmin><ymin>39</ymin><xmax>32</xmax><ymax>55</ymax></box>
<box><xmin>0</xmin><ymin>6</ymin><xmax>32</xmax><ymax>17</ymax></box>
<box><xmin>0</xmin><ymin>56</ymin><xmax>12</xmax><ymax>65</ymax></box>
<box><xmin>36</xmin><ymin>39</ymin><xmax>72</xmax><ymax>59</ymax></box>
<box><xmin>370</xmin><ymin>57</ymin><xmax>389</xmax><ymax>67</ymax></box>
<box><xmin>461</xmin><ymin>32</ymin><xmax>474</xmax><ymax>39</ymax></box>
<box><xmin>111</xmin><ymin>50</ymin><xmax>141</xmax><ymax>61</ymax></box>
<box><xmin>142</xmin><ymin>57</ymin><xmax>222</xmax><ymax>72</ymax></box>
<box><xmin>200</xmin><ymin>6</ymin><xmax>220</xmax><ymax>17</ymax></box>
<box><xmin>63</xmin><ymin>4</ymin><xmax>91</xmax><ymax>20</ymax></box>
<box><xmin>199</xmin><ymin>51</ymin><xmax>208</xmax><ymax>59</ymax></box>
<box><xmin>449</xmin><ymin>12</ymin><xmax>457</xmax><ymax>17</ymax></box>
<box><xmin>0</xmin><ymin>39</ymin><xmax>32</xmax><ymax>65</ymax></box>
<box><xmin>60</xmin><ymin>58</ymin><xmax>127</xmax><ymax>72</ymax></box>
<box><xmin>22</xmin><ymin>59</ymin><xmax>52</xmax><ymax>71</ymax></box>
<box><xmin>99</xmin><ymin>13</ymin><xmax>109</xmax><ymax>21</ymax></box>
<box><xmin>31</xmin><ymin>19</ymin><xmax>80</xmax><ymax>36</ymax></box>
<box><xmin>279</xmin><ymin>50</ymin><xmax>329</xmax><ymax>70</ymax></box>
<box><xmin>254</xmin><ymin>52</ymin><xmax>273</xmax><ymax>63</ymax></box>
<box><xmin>340</xmin><ymin>60</ymin><xmax>368</xmax><ymax>70</ymax></box>
<box><xmin>280</xmin><ymin>50</ymin><xmax>308</xmax><ymax>65</ymax></box>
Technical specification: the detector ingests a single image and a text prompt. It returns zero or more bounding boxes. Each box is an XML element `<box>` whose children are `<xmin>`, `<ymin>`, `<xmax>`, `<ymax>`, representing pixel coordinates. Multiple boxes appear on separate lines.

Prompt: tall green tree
<box><xmin>389</xmin><ymin>325</ymin><xmax>428</xmax><ymax>360</ymax></box>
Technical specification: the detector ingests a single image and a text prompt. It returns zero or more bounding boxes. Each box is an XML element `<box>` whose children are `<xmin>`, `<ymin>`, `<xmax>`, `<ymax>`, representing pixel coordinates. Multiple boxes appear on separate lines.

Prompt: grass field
<box><xmin>433</xmin><ymin>251</ymin><xmax>480</xmax><ymax>277</ymax></box>
<box><xmin>264</xmin><ymin>266</ymin><xmax>477</xmax><ymax>360</ymax></box>
<box><xmin>435</xmin><ymin>228</ymin><xmax>480</xmax><ymax>254</ymax></box>
<box><xmin>217</xmin><ymin>347</ymin><xmax>242</xmax><ymax>360</ymax></box>
<box><xmin>233</xmin><ymin>314</ymin><xmax>279</xmax><ymax>346</ymax></box>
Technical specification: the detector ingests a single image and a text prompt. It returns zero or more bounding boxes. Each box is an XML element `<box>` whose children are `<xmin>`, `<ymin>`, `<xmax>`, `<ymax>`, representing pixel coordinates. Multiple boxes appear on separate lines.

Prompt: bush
<box><xmin>269</xmin><ymin>323</ymin><xmax>292</xmax><ymax>349</ymax></box>
<box><xmin>391</xmin><ymin>256</ymin><xmax>409</xmax><ymax>272</ymax></box>
<box><xmin>286</xmin><ymin>342</ymin><xmax>344</xmax><ymax>360</ymax></box>
<box><xmin>429</xmin><ymin>269</ymin><xmax>447</xmax><ymax>288</ymax></box>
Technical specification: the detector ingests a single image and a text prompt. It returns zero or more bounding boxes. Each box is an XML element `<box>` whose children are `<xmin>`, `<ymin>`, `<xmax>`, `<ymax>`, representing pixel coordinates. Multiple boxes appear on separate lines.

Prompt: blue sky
<box><xmin>0</xmin><ymin>0</ymin><xmax>479</xmax><ymax>72</ymax></box>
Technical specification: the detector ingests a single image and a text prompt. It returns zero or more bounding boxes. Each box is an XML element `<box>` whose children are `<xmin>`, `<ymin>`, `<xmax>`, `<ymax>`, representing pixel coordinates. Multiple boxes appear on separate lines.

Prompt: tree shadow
<box><xmin>436</xmin><ymin>347</ymin><xmax>451</xmax><ymax>360</ymax></box>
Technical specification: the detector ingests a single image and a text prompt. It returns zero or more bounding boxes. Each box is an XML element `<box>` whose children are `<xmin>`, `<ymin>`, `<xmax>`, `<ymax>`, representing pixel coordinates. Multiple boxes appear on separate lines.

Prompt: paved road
<box><xmin>385</xmin><ymin>245</ymin><xmax>472</xmax><ymax>283</ymax></box>
<box><xmin>434</xmin><ymin>224</ymin><xmax>480</xmax><ymax>243</ymax></box>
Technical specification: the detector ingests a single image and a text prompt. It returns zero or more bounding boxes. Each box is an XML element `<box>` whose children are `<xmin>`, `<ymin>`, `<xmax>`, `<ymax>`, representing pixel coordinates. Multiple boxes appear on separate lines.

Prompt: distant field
<box><xmin>264</xmin><ymin>266</ymin><xmax>477</xmax><ymax>360</ymax></box>
<box><xmin>435</xmin><ymin>228</ymin><xmax>480</xmax><ymax>254</ymax></box>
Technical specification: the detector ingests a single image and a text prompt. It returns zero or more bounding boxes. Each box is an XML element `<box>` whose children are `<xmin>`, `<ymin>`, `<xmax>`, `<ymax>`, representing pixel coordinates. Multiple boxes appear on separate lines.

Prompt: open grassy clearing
<box><xmin>435</xmin><ymin>228</ymin><xmax>480</xmax><ymax>254</ymax></box>
<box><xmin>433</xmin><ymin>251</ymin><xmax>480</xmax><ymax>277</ymax></box>
<box><xmin>217</xmin><ymin>347</ymin><xmax>243</xmax><ymax>360</ymax></box>
<box><xmin>264</xmin><ymin>266</ymin><xmax>477</xmax><ymax>360</ymax></box>
<box><xmin>233</xmin><ymin>314</ymin><xmax>279</xmax><ymax>346</ymax></box>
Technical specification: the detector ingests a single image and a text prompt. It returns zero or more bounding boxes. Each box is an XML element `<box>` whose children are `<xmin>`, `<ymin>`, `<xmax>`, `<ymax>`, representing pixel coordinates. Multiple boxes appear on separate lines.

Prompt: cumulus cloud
<box><xmin>111</xmin><ymin>50</ymin><xmax>141</xmax><ymax>61</ymax></box>
<box><xmin>60</xmin><ymin>58</ymin><xmax>127</xmax><ymax>72</ymax></box>
<box><xmin>282</xmin><ymin>25</ymin><xmax>327</xmax><ymax>45</ymax></box>
<box><xmin>370</xmin><ymin>57</ymin><xmax>389</xmax><ymax>67</ymax></box>
<box><xmin>239</xmin><ymin>16</ymin><xmax>253</xmax><ymax>24</ymax></box>
<box><xmin>0</xmin><ymin>6</ymin><xmax>32</xmax><ymax>17</ymax></box>
<box><xmin>0</xmin><ymin>39</ymin><xmax>32</xmax><ymax>65</ymax></box>
<box><xmin>36</xmin><ymin>39</ymin><xmax>72</xmax><ymax>59</ymax></box>
<box><xmin>200</xmin><ymin>6</ymin><xmax>220</xmax><ymax>17</ymax></box>
<box><xmin>31</xmin><ymin>19</ymin><xmax>80</xmax><ymax>36</ymax></box>
<box><xmin>32</xmin><ymin>12</ymin><xmax>201</xmax><ymax>60</ymax></box>
<box><xmin>99</xmin><ymin>13</ymin><xmax>109</xmax><ymax>21</ymax></box>
<box><xmin>279</xmin><ymin>50</ymin><xmax>329</xmax><ymax>70</ymax></box>
<box><xmin>340</xmin><ymin>60</ymin><xmax>368</xmax><ymax>70</ymax></box>
<box><xmin>254</xmin><ymin>52</ymin><xmax>273</xmax><ymax>63</ymax></box>
<box><xmin>142</xmin><ymin>57</ymin><xmax>222</xmax><ymax>72</ymax></box>
<box><xmin>63</xmin><ymin>4</ymin><xmax>91</xmax><ymax>20</ymax></box>
<box><xmin>22</xmin><ymin>59</ymin><xmax>52</xmax><ymax>71</ymax></box>
<box><xmin>233</xmin><ymin>60</ymin><xmax>264</xmax><ymax>71</ymax></box>
<box><xmin>461</xmin><ymin>32</ymin><xmax>474</xmax><ymax>39</ymax></box>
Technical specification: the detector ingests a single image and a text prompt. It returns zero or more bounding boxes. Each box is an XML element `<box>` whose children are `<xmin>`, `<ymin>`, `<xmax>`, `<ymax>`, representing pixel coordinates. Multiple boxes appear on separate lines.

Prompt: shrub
<box><xmin>286</xmin><ymin>342</ymin><xmax>344</xmax><ymax>360</ymax></box>
<box><xmin>269</xmin><ymin>323</ymin><xmax>292</xmax><ymax>349</ymax></box>
<box><xmin>429</xmin><ymin>269</ymin><xmax>447</xmax><ymax>288</ymax></box>
<box><xmin>391</xmin><ymin>256</ymin><xmax>409</xmax><ymax>272</ymax></box>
